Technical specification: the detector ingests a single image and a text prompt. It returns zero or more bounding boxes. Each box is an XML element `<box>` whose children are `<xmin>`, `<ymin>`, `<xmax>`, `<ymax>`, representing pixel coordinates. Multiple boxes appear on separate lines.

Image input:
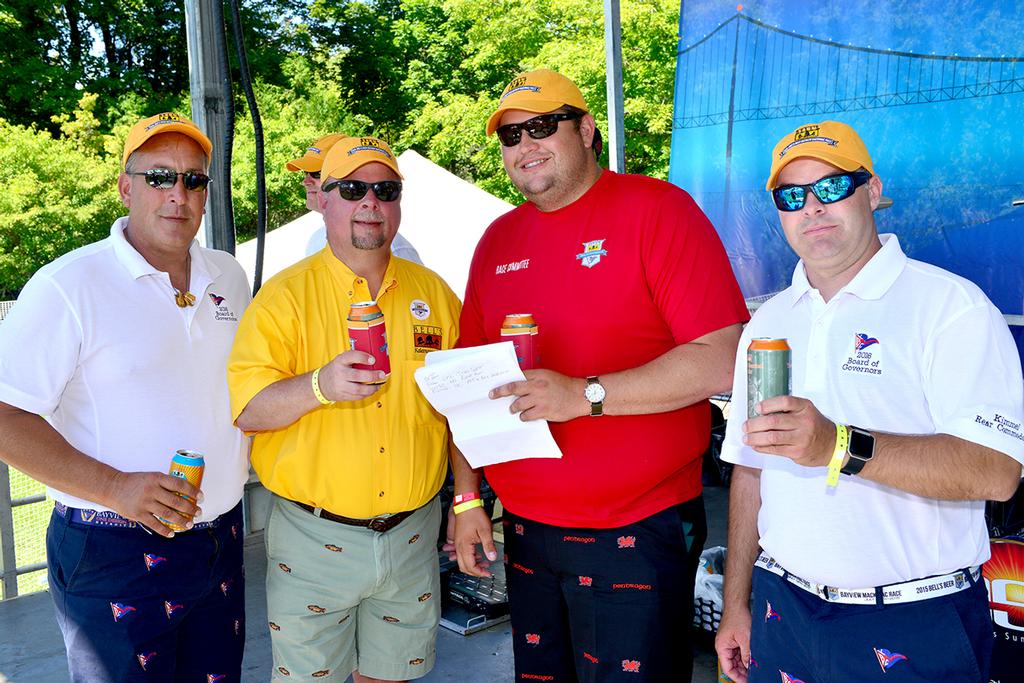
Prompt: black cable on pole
<box><xmin>228</xmin><ymin>0</ymin><xmax>267</xmax><ymax>295</ymax></box>
<box><xmin>212</xmin><ymin>0</ymin><xmax>235</xmax><ymax>253</ymax></box>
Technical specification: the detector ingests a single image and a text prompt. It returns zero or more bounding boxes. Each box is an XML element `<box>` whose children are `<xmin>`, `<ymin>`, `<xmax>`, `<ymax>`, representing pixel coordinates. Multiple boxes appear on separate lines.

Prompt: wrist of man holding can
<box><xmin>311</xmin><ymin>367</ymin><xmax>335</xmax><ymax>406</ymax></box>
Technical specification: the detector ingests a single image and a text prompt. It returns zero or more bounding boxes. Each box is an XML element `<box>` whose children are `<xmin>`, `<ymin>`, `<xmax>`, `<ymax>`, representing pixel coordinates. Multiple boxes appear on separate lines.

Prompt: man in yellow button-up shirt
<box><xmin>228</xmin><ymin>136</ymin><xmax>460</xmax><ymax>683</ymax></box>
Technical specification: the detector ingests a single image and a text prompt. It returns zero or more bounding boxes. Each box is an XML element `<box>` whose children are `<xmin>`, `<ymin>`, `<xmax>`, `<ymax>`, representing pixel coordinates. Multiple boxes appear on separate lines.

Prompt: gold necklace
<box><xmin>174</xmin><ymin>253</ymin><xmax>196</xmax><ymax>307</ymax></box>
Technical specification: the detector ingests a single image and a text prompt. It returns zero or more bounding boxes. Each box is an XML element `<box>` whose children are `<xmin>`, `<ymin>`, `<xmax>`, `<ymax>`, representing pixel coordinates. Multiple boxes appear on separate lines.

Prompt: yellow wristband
<box><xmin>826</xmin><ymin>423</ymin><xmax>849</xmax><ymax>487</ymax></box>
<box><xmin>311</xmin><ymin>367</ymin><xmax>334</xmax><ymax>406</ymax></box>
<box><xmin>453</xmin><ymin>499</ymin><xmax>484</xmax><ymax>515</ymax></box>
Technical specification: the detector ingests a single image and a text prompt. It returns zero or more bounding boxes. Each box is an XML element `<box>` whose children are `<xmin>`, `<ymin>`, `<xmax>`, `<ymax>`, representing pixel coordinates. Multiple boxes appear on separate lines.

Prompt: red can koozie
<box><xmin>501</xmin><ymin>313</ymin><xmax>539</xmax><ymax>370</ymax></box>
<box><xmin>348</xmin><ymin>301</ymin><xmax>390</xmax><ymax>384</ymax></box>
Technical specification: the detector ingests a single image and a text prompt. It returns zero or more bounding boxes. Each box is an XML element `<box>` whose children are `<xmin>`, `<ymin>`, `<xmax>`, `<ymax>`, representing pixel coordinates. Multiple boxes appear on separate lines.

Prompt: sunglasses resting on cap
<box><xmin>771</xmin><ymin>171</ymin><xmax>872</xmax><ymax>212</ymax></box>
<box><xmin>130</xmin><ymin>168</ymin><xmax>212</xmax><ymax>192</ymax></box>
<box><xmin>322</xmin><ymin>179</ymin><xmax>403</xmax><ymax>202</ymax></box>
<box><xmin>496</xmin><ymin>112</ymin><xmax>582</xmax><ymax>147</ymax></box>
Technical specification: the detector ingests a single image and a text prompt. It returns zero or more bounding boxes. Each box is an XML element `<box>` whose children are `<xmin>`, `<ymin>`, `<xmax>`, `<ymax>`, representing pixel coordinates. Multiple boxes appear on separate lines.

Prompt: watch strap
<box><xmin>840</xmin><ymin>425</ymin><xmax>874</xmax><ymax>476</ymax></box>
<box><xmin>586</xmin><ymin>376</ymin><xmax>603</xmax><ymax>417</ymax></box>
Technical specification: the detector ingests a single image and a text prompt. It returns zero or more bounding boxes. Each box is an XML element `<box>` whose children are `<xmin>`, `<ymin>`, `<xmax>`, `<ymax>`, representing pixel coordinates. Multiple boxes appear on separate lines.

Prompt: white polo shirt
<box><xmin>0</xmin><ymin>217</ymin><xmax>251</xmax><ymax>521</ymax></box>
<box><xmin>722</xmin><ymin>234</ymin><xmax>1024</xmax><ymax>587</ymax></box>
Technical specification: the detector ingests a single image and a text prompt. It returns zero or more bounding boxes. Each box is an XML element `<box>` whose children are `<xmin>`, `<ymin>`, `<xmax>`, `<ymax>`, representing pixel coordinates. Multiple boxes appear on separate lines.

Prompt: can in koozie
<box><xmin>348</xmin><ymin>301</ymin><xmax>390</xmax><ymax>384</ymax></box>
<box><xmin>717</xmin><ymin>660</ymin><xmax>735</xmax><ymax>683</ymax></box>
<box><xmin>500</xmin><ymin>313</ymin><xmax>539</xmax><ymax>370</ymax></box>
<box><xmin>158</xmin><ymin>449</ymin><xmax>205</xmax><ymax>532</ymax></box>
<box><xmin>747</xmin><ymin>338</ymin><xmax>791</xmax><ymax>418</ymax></box>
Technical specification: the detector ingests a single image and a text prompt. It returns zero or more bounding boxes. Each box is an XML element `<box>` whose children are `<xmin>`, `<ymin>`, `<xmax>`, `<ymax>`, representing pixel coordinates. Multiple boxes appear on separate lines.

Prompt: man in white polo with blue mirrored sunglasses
<box><xmin>716</xmin><ymin>120</ymin><xmax>1024</xmax><ymax>683</ymax></box>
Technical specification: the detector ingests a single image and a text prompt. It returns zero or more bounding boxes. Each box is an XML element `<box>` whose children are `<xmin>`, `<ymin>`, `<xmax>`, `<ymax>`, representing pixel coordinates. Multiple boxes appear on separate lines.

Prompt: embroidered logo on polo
<box><xmin>617</xmin><ymin>535</ymin><xmax>636</xmax><ymax>549</ymax></box>
<box><xmin>413</xmin><ymin>325</ymin><xmax>443</xmax><ymax>353</ymax></box>
<box><xmin>874</xmin><ymin>647</ymin><xmax>908</xmax><ymax>672</ymax></box>
<box><xmin>621</xmin><ymin>659</ymin><xmax>641</xmax><ymax>673</ymax></box>
<box><xmin>780</xmin><ymin>672</ymin><xmax>806</xmax><ymax>683</ymax></box>
<box><xmin>525</xmin><ymin>633</ymin><xmax>541</xmax><ymax>645</ymax></box>
<box><xmin>137</xmin><ymin>651</ymin><xmax>157</xmax><ymax>671</ymax></box>
<box><xmin>410</xmin><ymin>299</ymin><xmax>431</xmax><ymax>320</ymax></box>
<box><xmin>765</xmin><ymin>601</ymin><xmax>780</xmax><ymax>621</ymax></box>
<box><xmin>576</xmin><ymin>239</ymin><xmax>607</xmax><ymax>268</ymax></box>
<box><xmin>842</xmin><ymin>331</ymin><xmax>882</xmax><ymax>376</ymax></box>
<box><xmin>207</xmin><ymin>675</ymin><xmax>227</xmax><ymax>682</ymax></box>
<box><xmin>164</xmin><ymin>601</ymin><xmax>184</xmax><ymax>618</ymax></box>
<box><xmin>209</xmin><ymin>293</ymin><xmax>238</xmax><ymax>322</ymax></box>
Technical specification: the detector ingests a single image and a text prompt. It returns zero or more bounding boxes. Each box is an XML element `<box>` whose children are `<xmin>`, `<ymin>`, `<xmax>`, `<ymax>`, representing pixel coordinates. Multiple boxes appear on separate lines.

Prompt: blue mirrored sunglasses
<box><xmin>772</xmin><ymin>171</ymin><xmax>872</xmax><ymax>212</ymax></box>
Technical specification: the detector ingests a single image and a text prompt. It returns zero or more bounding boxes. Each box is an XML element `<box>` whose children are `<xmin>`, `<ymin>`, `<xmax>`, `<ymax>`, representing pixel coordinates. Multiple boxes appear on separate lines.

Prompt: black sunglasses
<box><xmin>130</xmin><ymin>169</ymin><xmax>211</xmax><ymax>192</ymax></box>
<box><xmin>322</xmin><ymin>179</ymin><xmax>402</xmax><ymax>202</ymax></box>
<box><xmin>496</xmin><ymin>112</ymin><xmax>582</xmax><ymax>147</ymax></box>
<box><xmin>306</xmin><ymin>171</ymin><xmax>321</xmax><ymax>180</ymax></box>
<box><xmin>772</xmin><ymin>171</ymin><xmax>872</xmax><ymax>212</ymax></box>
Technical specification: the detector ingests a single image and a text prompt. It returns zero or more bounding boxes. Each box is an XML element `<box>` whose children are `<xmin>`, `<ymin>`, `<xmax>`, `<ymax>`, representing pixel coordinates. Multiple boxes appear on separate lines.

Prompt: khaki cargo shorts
<box><xmin>265</xmin><ymin>495</ymin><xmax>441</xmax><ymax>681</ymax></box>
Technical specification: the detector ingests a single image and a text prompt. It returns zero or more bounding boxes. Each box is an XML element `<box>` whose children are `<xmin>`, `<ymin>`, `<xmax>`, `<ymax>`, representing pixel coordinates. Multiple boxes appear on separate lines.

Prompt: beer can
<box><xmin>347</xmin><ymin>301</ymin><xmax>390</xmax><ymax>384</ymax></box>
<box><xmin>747</xmin><ymin>338</ymin><xmax>791</xmax><ymax>418</ymax></box>
<box><xmin>500</xmin><ymin>313</ymin><xmax>539</xmax><ymax>370</ymax></box>
<box><xmin>159</xmin><ymin>449</ymin><xmax>205</xmax><ymax>532</ymax></box>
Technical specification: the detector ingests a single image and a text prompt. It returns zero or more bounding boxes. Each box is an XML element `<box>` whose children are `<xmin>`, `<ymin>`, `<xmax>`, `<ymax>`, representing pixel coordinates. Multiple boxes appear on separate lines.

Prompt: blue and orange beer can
<box><xmin>501</xmin><ymin>313</ymin><xmax>539</xmax><ymax>370</ymax></box>
<box><xmin>159</xmin><ymin>449</ymin><xmax>205</xmax><ymax>532</ymax></box>
<box><xmin>348</xmin><ymin>301</ymin><xmax>390</xmax><ymax>384</ymax></box>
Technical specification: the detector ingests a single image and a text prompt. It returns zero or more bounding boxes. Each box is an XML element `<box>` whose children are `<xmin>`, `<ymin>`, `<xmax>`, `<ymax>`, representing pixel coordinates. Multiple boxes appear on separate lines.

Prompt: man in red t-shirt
<box><xmin>450</xmin><ymin>68</ymin><xmax>749</xmax><ymax>681</ymax></box>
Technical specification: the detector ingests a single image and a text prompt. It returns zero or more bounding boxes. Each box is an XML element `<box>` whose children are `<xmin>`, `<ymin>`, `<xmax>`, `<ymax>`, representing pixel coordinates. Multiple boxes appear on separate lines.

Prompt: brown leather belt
<box><xmin>293</xmin><ymin>502</ymin><xmax>415</xmax><ymax>533</ymax></box>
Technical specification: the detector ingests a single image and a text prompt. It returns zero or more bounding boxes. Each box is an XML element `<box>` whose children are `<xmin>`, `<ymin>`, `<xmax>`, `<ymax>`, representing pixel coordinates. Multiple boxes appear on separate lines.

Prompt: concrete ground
<box><xmin>0</xmin><ymin>486</ymin><xmax>728</xmax><ymax>682</ymax></box>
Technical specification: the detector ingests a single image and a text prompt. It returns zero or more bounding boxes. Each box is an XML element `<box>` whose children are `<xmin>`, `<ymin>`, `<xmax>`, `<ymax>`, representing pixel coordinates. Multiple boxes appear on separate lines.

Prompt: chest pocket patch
<box><xmin>413</xmin><ymin>325</ymin><xmax>443</xmax><ymax>353</ymax></box>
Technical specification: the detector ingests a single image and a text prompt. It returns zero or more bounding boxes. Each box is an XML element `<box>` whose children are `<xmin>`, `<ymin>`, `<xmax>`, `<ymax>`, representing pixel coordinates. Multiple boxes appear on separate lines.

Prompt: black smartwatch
<box><xmin>841</xmin><ymin>426</ymin><xmax>875</xmax><ymax>476</ymax></box>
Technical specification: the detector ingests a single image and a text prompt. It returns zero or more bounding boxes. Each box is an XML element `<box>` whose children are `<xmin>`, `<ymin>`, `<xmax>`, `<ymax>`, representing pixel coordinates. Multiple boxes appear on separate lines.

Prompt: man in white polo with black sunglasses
<box><xmin>229</xmin><ymin>136</ymin><xmax>460</xmax><ymax>682</ymax></box>
<box><xmin>716</xmin><ymin>120</ymin><xmax>1024</xmax><ymax>682</ymax></box>
<box><xmin>0</xmin><ymin>112</ymin><xmax>251</xmax><ymax>679</ymax></box>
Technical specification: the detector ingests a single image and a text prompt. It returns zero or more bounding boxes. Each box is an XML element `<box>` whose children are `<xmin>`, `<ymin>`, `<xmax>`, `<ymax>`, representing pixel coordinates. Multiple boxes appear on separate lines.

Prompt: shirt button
<box><xmin>356</xmin><ymin>279</ymin><xmax>364</xmax><ymax>284</ymax></box>
<box><xmin>377</xmin><ymin>402</ymin><xmax>382</xmax><ymax>408</ymax></box>
<box><xmin>379</xmin><ymin>491</ymin><xmax>385</xmax><ymax>497</ymax></box>
<box><xmin>379</xmin><ymin>447</ymin><xmax>385</xmax><ymax>453</ymax></box>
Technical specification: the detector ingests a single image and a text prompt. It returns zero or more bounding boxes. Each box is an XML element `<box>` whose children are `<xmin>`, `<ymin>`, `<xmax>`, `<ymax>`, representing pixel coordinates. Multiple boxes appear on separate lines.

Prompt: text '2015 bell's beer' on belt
<box><xmin>348</xmin><ymin>301</ymin><xmax>390</xmax><ymax>384</ymax></box>
<box><xmin>158</xmin><ymin>449</ymin><xmax>205</xmax><ymax>532</ymax></box>
<box><xmin>501</xmin><ymin>313</ymin><xmax>539</xmax><ymax>370</ymax></box>
<box><xmin>747</xmin><ymin>338</ymin><xmax>791</xmax><ymax>418</ymax></box>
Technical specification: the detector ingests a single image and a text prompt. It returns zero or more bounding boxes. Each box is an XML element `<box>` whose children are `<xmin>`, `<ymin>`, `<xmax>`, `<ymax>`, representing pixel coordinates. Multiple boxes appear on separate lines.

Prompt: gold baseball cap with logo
<box><xmin>485</xmin><ymin>69</ymin><xmax>589</xmax><ymax>135</ymax></box>
<box><xmin>122</xmin><ymin>112</ymin><xmax>213</xmax><ymax>169</ymax></box>
<box><xmin>320</xmin><ymin>136</ymin><xmax>403</xmax><ymax>184</ymax></box>
<box><xmin>285</xmin><ymin>133</ymin><xmax>346</xmax><ymax>172</ymax></box>
<box><xmin>765</xmin><ymin>121</ymin><xmax>874</xmax><ymax>190</ymax></box>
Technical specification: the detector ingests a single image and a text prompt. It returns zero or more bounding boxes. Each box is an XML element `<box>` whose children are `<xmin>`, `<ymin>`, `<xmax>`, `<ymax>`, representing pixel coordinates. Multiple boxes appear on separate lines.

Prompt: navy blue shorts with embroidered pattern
<box><xmin>502</xmin><ymin>497</ymin><xmax>707</xmax><ymax>682</ymax></box>
<box><xmin>46</xmin><ymin>502</ymin><xmax>246</xmax><ymax>682</ymax></box>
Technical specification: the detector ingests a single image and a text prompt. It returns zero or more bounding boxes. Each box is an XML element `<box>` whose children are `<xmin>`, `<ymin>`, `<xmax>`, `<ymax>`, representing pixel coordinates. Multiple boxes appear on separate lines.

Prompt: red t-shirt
<box><xmin>459</xmin><ymin>170</ymin><xmax>749</xmax><ymax>527</ymax></box>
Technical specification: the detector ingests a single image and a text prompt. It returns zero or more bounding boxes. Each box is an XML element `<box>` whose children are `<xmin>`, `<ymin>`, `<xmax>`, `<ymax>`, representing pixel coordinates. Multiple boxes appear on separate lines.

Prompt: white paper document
<box><xmin>413</xmin><ymin>342</ymin><xmax>563</xmax><ymax>468</ymax></box>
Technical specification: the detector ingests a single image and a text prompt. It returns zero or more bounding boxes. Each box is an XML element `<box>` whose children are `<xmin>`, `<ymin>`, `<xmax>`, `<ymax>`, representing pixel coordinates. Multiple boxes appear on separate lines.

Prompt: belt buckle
<box><xmin>368</xmin><ymin>516</ymin><xmax>391</xmax><ymax>533</ymax></box>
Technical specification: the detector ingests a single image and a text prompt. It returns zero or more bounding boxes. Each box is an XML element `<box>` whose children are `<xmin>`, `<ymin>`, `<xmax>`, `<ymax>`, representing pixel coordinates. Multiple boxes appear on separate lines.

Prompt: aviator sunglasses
<box><xmin>322</xmin><ymin>179</ymin><xmax>403</xmax><ymax>202</ymax></box>
<box><xmin>496</xmin><ymin>112</ymin><xmax>582</xmax><ymax>147</ymax></box>
<box><xmin>772</xmin><ymin>170</ymin><xmax>872</xmax><ymax>212</ymax></box>
<box><xmin>130</xmin><ymin>169</ymin><xmax>212</xmax><ymax>192</ymax></box>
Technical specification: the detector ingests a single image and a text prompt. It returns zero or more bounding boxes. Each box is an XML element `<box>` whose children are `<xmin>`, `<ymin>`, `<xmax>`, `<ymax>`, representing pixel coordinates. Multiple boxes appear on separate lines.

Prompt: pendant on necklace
<box><xmin>174</xmin><ymin>290</ymin><xmax>196</xmax><ymax>308</ymax></box>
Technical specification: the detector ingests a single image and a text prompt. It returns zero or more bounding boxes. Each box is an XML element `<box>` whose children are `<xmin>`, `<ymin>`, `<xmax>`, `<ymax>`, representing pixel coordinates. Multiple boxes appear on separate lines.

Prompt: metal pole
<box><xmin>185</xmin><ymin>0</ymin><xmax>236</xmax><ymax>253</ymax></box>
<box><xmin>603</xmin><ymin>0</ymin><xmax>625</xmax><ymax>173</ymax></box>
<box><xmin>0</xmin><ymin>462</ymin><xmax>18</xmax><ymax>599</ymax></box>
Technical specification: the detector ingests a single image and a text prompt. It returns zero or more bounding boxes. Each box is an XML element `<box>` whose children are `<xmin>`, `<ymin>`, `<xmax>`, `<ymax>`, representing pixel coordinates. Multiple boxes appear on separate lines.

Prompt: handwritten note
<box><xmin>414</xmin><ymin>342</ymin><xmax>562</xmax><ymax>468</ymax></box>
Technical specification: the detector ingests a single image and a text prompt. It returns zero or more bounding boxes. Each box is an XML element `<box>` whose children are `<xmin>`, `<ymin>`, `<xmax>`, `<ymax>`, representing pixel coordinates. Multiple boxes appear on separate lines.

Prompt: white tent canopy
<box><xmin>235</xmin><ymin>150</ymin><xmax>514</xmax><ymax>299</ymax></box>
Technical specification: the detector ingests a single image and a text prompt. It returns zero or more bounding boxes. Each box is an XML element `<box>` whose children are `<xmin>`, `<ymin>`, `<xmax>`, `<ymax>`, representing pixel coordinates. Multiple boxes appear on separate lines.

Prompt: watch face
<box><xmin>848</xmin><ymin>428</ymin><xmax>875</xmax><ymax>459</ymax></box>
<box><xmin>584</xmin><ymin>383</ymin><xmax>606</xmax><ymax>403</ymax></box>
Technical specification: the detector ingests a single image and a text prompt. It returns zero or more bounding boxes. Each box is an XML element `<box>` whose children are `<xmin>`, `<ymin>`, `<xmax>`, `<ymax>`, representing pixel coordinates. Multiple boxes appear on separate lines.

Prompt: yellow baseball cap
<box><xmin>485</xmin><ymin>69</ymin><xmax>589</xmax><ymax>135</ymax></box>
<box><xmin>320</xmin><ymin>136</ymin><xmax>403</xmax><ymax>184</ymax></box>
<box><xmin>765</xmin><ymin>121</ymin><xmax>874</xmax><ymax>190</ymax></box>
<box><xmin>285</xmin><ymin>133</ymin><xmax>346</xmax><ymax>172</ymax></box>
<box><xmin>122</xmin><ymin>112</ymin><xmax>213</xmax><ymax>169</ymax></box>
